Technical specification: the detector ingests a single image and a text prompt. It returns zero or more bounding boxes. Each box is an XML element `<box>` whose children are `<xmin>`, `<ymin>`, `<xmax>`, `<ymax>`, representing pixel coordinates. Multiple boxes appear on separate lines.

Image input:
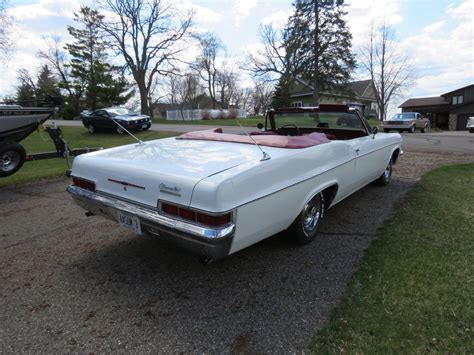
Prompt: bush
<box><xmin>217</xmin><ymin>110</ymin><xmax>226</xmax><ymax>120</ymax></box>
<box><xmin>228</xmin><ymin>109</ymin><xmax>238</xmax><ymax>120</ymax></box>
<box><xmin>201</xmin><ymin>110</ymin><xmax>211</xmax><ymax>120</ymax></box>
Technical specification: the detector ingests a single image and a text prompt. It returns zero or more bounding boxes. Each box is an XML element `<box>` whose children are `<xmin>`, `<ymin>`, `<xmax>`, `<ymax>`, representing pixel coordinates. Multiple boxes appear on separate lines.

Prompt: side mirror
<box><xmin>257</xmin><ymin>123</ymin><xmax>264</xmax><ymax>130</ymax></box>
<box><xmin>372</xmin><ymin>126</ymin><xmax>378</xmax><ymax>135</ymax></box>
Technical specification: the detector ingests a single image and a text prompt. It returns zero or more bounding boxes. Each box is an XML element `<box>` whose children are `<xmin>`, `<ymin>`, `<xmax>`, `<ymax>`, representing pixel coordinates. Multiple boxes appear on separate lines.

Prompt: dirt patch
<box><xmin>394</xmin><ymin>151</ymin><xmax>474</xmax><ymax>181</ymax></box>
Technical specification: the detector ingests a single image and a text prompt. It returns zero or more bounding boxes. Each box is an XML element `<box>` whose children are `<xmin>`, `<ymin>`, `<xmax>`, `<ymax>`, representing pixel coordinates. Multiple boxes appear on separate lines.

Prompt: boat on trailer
<box><xmin>0</xmin><ymin>105</ymin><xmax>56</xmax><ymax>143</ymax></box>
<box><xmin>0</xmin><ymin>103</ymin><xmax>101</xmax><ymax>178</ymax></box>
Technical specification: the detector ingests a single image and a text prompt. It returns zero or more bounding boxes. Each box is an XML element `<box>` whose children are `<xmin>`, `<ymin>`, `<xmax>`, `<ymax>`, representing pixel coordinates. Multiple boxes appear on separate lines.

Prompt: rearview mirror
<box><xmin>257</xmin><ymin>123</ymin><xmax>264</xmax><ymax>130</ymax></box>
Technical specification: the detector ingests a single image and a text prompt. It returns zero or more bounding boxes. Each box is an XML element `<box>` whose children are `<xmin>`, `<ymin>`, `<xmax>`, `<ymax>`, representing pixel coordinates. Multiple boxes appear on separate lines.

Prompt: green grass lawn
<box><xmin>0</xmin><ymin>127</ymin><xmax>176</xmax><ymax>187</ymax></box>
<box><xmin>309</xmin><ymin>164</ymin><xmax>474</xmax><ymax>353</ymax></box>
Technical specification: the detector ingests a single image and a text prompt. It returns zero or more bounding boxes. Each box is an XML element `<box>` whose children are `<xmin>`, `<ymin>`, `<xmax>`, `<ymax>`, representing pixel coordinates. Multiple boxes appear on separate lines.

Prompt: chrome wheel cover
<box><xmin>301</xmin><ymin>194</ymin><xmax>323</xmax><ymax>237</ymax></box>
<box><xmin>1</xmin><ymin>151</ymin><xmax>21</xmax><ymax>173</ymax></box>
<box><xmin>384</xmin><ymin>161</ymin><xmax>392</xmax><ymax>180</ymax></box>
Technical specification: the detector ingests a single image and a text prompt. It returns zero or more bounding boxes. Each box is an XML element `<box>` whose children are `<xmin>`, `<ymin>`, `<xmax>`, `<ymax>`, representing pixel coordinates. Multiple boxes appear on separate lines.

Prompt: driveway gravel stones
<box><xmin>1</xmin><ymin>151</ymin><xmax>473</xmax><ymax>353</ymax></box>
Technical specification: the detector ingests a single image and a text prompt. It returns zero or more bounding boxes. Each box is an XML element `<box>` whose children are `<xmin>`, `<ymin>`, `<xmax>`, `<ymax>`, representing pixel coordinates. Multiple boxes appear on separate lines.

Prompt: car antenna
<box><xmin>236</xmin><ymin>114</ymin><xmax>271</xmax><ymax>162</ymax></box>
<box><xmin>110</xmin><ymin>117</ymin><xmax>145</xmax><ymax>146</ymax></box>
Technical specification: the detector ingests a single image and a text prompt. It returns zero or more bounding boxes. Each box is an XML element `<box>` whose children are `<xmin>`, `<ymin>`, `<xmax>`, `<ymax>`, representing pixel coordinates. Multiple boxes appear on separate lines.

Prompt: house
<box><xmin>399</xmin><ymin>84</ymin><xmax>474</xmax><ymax>130</ymax></box>
<box><xmin>289</xmin><ymin>79</ymin><xmax>379</xmax><ymax>118</ymax></box>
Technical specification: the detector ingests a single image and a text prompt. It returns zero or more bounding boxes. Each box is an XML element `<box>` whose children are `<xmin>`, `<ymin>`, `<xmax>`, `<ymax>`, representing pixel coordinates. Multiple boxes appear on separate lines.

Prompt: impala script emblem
<box><xmin>159</xmin><ymin>183</ymin><xmax>181</xmax><ymax>196</ymax></box>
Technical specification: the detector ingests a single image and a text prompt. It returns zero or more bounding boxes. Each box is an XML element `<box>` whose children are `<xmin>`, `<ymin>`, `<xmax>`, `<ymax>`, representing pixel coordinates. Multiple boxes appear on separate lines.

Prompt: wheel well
<box><xmin>392</xmin><ymin>149</ymin><xmax>400</xmax><ymax>164</ymax></box>
<box><xmin>322</xmin><ymin>184</ymin><xmax>338</xmax><ymax>208</ymax></box>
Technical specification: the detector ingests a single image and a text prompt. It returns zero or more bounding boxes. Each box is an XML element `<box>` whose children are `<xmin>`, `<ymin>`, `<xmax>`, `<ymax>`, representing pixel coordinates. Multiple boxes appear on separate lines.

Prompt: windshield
<box><xmin>391</xmin><ymin>113</ymin><xmax>416</xmax><ymax>120</ymax></box>
<box><xmin>106</xmin><ymin>108</ymin><xmax>133</xmax><ymax>116</ymax></box>
<box><xmin>272</xmin><ymin>111</ymin><xmax>366</xmax><ymax>130</ymax></box>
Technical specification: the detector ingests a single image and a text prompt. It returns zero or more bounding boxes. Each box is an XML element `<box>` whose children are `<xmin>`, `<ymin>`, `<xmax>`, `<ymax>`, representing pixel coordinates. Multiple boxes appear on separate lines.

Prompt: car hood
<box><xmin>71</xmin><ymin>137</ymin><xmax>265</xmax><ymax>207</ymax></box>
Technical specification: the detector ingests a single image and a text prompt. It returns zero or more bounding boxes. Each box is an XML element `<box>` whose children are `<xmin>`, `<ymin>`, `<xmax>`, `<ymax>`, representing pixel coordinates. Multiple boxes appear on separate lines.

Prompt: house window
<box><xmin>452</xmin><ymin>95</ymin><xmax>463</xmax><ymax>105</ymax></box>
<box><xmin>291</xmin><ymin>101</ymin><xmax>302</xmax><ymax>108</ymax></box>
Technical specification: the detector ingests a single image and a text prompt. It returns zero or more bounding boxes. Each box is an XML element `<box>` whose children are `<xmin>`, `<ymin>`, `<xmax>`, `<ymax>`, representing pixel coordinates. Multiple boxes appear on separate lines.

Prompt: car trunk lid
<box><xmin>71</xmin><ymin>137</ymin><xmax>263</xmax><ymax>207</ymax></box>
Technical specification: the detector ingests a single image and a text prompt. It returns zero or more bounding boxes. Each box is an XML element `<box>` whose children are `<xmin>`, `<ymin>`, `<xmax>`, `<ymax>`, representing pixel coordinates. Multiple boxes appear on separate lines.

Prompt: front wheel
<box><xmin>375</xmin><ymin>158</ymin><xmax>393</xmax><ymax>186</ymax></box>
<box><xmin>409</xmin><ymin>125</ymin><xmax>416</xmax><ymax>133</ymax></box>
<box><xmin>87</xmin><ymin>124</ymin><xmax>96</xmax><ymax>134</ymax></box>
<box><xmin>116</xmin><ymin>125</ymin><xmax>125</xmax><ymax>135</ymax></box>
<box><xmin>421</xmin><ymin>125</ymin><xmax>428</xmax><ymax>133</ymax></box>
<box><xmin>0</xmin><ymin>142</ymin><xmax>26</xmax><ymax>177</ymax></box>
<box><xmin>384</xmin><ymin>128</ymin><xmax>389</xmax><ymax>133</ymax></box>
<box><xmin>288</xmin><ymin>192</ymin><xmax>325</xmax><ymax>245</ymax></box>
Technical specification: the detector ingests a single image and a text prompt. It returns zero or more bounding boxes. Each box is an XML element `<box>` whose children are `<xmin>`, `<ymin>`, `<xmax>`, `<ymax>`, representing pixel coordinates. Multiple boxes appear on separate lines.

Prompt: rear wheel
<box><xmin>384</xmin><ymin>129</ymin><xmax>389</xmax><ymax>133</ymax></box>
<box><xmin>0</xmin><ymin>142</ymin><xmax>26</xmax><ymax>177</ymax></box>
<box><xmin>375</xmin><ymin>158</ymin><xmax>392</xmax><ymax>186</ymax></box>
<box><xmin>470</xmin><ymin>128</ymin><xmax>474</xmax><ymax>133</ymax></box>
<box><xmin>288</xmin><ymin>192</ymin><xmax>325</xmax><ymax>245</ymax></box>
<box><xmin>409</xmin><ymin>125</ymin><xmax>416</xmax><ymax>133</ymax></box>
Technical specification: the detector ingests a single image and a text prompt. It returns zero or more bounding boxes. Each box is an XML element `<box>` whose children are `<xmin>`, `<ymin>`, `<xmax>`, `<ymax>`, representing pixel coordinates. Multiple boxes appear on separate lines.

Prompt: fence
<box><xmin>165</xmin><ymin>109</ymin><xmax>247</xmax><ymax>121</ymax></box>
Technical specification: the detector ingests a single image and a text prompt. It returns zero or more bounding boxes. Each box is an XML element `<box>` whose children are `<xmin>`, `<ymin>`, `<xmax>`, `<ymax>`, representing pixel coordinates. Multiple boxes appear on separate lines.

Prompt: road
<box><xmin>1</xmin><ymin>148</ymin><xmax>473</xmax><ymax>352</ymax></box>
<box><xmin>47</xmin><ymin>119</ymin><xmax>474</xmax><ymax>154</ymax></box>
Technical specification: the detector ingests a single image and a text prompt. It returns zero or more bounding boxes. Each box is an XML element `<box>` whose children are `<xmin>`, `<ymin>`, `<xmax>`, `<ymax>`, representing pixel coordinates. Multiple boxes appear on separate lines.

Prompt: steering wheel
<box><xmin>279</xmin><ymin>124</ymin><xmax>300</xmax><ymax>136</ymax></box>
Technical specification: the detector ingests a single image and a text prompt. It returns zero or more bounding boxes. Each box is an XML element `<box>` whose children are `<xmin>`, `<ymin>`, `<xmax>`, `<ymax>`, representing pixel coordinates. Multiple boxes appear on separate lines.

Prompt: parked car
<box><xmin>381</xmin><ymin>112</ymin><xmax>430</xmax><ymax>133</ymax></box>
<box><xmin>80</xmin><ymin>107</ymin><xmax>151</xmax><ymax>134</ymax></box>
<box><xmin>67</xmin><ymin>105</ymin><xmax>403</xmax><ymax>261</ymax></box>
<box><xmin>467</xmin><ymin>117</ymin><xmax>474</xmax><ymax>133</ymax></box>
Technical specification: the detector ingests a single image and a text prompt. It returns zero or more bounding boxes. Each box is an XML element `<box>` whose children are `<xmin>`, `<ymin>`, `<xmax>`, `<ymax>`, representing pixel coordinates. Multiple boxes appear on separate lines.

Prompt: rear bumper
<box><xmin>67</xmin><ymin>185</ymin><xmax>235</xmax><ymax>259</ymax></box>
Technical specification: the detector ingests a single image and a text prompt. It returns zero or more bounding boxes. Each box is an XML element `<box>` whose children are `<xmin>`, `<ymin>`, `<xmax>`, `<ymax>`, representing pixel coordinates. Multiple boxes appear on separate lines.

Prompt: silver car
<box><xmin>382</xmin><ymin>112</ymin><xmax>431</xmax><ymax>133</ymax></box>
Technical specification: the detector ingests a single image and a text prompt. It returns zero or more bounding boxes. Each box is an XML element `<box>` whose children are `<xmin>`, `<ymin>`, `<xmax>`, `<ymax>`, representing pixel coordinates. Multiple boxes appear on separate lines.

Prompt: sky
<box><xmin>1</xmin><ymin>0</ymin><xmax>473</xmax><ymax>111</ymax></box>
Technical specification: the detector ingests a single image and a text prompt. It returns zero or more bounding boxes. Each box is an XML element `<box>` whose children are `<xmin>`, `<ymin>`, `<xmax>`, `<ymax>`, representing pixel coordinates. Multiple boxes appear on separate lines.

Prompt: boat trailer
<box><xmin>1</xmin><ymin>102</ymin><xmax>101</xmax><ymax>177</ymax></box>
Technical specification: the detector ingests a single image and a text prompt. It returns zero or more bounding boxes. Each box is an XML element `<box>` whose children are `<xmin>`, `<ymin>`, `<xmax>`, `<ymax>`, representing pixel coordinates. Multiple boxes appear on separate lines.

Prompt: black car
<box><xmin>80</xmin><ymin>107</ymin><xmax>151</xmax><ymax>134</ymax></box>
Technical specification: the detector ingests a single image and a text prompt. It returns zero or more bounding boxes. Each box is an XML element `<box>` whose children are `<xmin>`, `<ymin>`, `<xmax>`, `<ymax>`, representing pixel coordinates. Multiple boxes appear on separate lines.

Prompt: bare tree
<box><xmin>216</xmin><ymin>62</ymin><xmax>240</xmax><ymax>109</ymax></box>
<box><xmin>0</xmin><ymin>0</ymin><xmax>12</xmax><ymax>58</ymax></box>
<box><xmin>99</xmin><ymin>0</ymin><xmax>193</xmax><ymax>117</ymax></box>
<box><xmin>251</xmin><ymin>81</ymin><xmax>273</xmax><ymax>115</ymax></box>
<box><xmin>167</xmin><ymin>72</ymin><xmax>201</xmax><ymax>120</ymax></box>
<box><xmin>191</xmin><ymin>32</ymin><xmax>222</xmax><ymax>109</ymax></box>
<box><xmin>360</xmin><ymin>22</ymin><xmax>414</xmax><ymax>120</ymax></box>
<box><xmin>245</xmin><ymin>25</ymin><xmax>302</xmax><ymax>82</ymax></box>
<box><xmin>39</xmin><ymin>37</ymin><xmax>86</xmax><ymax>117</ymax></box>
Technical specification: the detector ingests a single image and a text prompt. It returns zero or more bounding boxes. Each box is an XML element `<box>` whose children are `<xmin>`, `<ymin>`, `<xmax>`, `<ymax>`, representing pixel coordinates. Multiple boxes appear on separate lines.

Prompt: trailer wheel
<box><xmin>0</xmin><ymin>142</ymin><xmax>26</xmax><ymax>177</ymax></box>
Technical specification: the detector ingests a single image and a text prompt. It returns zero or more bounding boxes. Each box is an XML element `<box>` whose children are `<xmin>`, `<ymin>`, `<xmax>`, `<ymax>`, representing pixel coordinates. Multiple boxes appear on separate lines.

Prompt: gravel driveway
<box><xmin>1</xmin><ymin>151</ymin><xmax>472</xmax><ymax>352</ymax></box>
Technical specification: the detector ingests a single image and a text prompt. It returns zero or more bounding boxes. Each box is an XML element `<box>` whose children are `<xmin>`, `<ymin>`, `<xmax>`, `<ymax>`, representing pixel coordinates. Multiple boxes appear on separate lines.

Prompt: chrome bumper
<box><xmin>381</xmin><ymin>124</ymin><xmax>412</xmax><ymax>130</ymax></box>
<box><xmin>67</xmin><ymin>185</ymin><xmax>235</xmax><ymax>259</ymax></box>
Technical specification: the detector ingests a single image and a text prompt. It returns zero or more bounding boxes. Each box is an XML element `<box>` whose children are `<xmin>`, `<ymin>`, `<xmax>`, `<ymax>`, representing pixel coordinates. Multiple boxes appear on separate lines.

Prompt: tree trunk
<box><xmin>134</xmin><ymin>71</ymin><xmax>150</xmax><ymax>115</ymax></box>
<box><xmin>313</xmin><ymin>0</ymin><xmax>320</xmax><ymax>106</ymax></box>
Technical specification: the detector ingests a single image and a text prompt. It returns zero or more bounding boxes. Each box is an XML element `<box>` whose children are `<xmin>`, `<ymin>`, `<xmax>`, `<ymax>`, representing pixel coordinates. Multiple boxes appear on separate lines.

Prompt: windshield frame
<box><xmin>265</xmin><ymin>106</ymin><xmax>371</xmax><ymax>135</ymax></box>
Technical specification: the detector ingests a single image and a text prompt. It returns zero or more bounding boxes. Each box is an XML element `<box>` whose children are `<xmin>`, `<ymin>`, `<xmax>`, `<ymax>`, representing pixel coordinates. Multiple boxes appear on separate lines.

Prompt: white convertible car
<box><xmin>67</xmin><ymin>105</ymin><xmax>403</xmax><ymax>261</ymax></box>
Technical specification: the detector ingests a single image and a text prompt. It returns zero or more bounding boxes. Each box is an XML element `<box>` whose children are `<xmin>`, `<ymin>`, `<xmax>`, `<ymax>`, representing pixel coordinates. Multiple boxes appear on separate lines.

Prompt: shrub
<box><xmin>201</xmin><ymin>110</ymin><xmax>211</xmax><ymax>120</ymax></box>
<box><xmin>217</xmin><ymin>110</ymin><xmax>226</xmax><ymax>120</ymax></box>
<box><xmin>228</xmin><ymin>109</ymin><xmax>238</xmax><ymax>120</ymax></box>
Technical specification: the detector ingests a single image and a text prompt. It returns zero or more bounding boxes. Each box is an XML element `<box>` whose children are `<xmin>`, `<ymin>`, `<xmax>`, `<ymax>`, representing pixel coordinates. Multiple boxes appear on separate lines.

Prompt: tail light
<box><xmin>72</xmin><ymin>176</ymin><xmax>96</xmax><ymax>192</ymax></box>
<box><xmin>161</xmin><ymin>202</ymin><xmax>231</xmax><ymax>227</ymax></box>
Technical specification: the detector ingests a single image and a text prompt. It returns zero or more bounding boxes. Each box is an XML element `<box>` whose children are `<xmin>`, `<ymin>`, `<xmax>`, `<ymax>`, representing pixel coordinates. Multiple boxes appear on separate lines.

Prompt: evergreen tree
<box><xmin>65</xmin><ymin>6</ymin><xmax>131</xmax><ymax>110</ymax></box>
<box><xmin>15</xmin><ymin>69</ymin><xmax>36</xmax><ymax>104</ymax></box>
<box><xmin>284</xmin><ymin>0</ymin><xmax>356</xmax><ymax>104</ymax></box>
<box><xmin>36</xmin><ymin>65</ymin><xmax>60</xmax><ymax>99</ymax></box>
<box><xmin>271</xmin><ymin>77</ymin><xmax>291</xmax><ymax>108</ymax></box>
